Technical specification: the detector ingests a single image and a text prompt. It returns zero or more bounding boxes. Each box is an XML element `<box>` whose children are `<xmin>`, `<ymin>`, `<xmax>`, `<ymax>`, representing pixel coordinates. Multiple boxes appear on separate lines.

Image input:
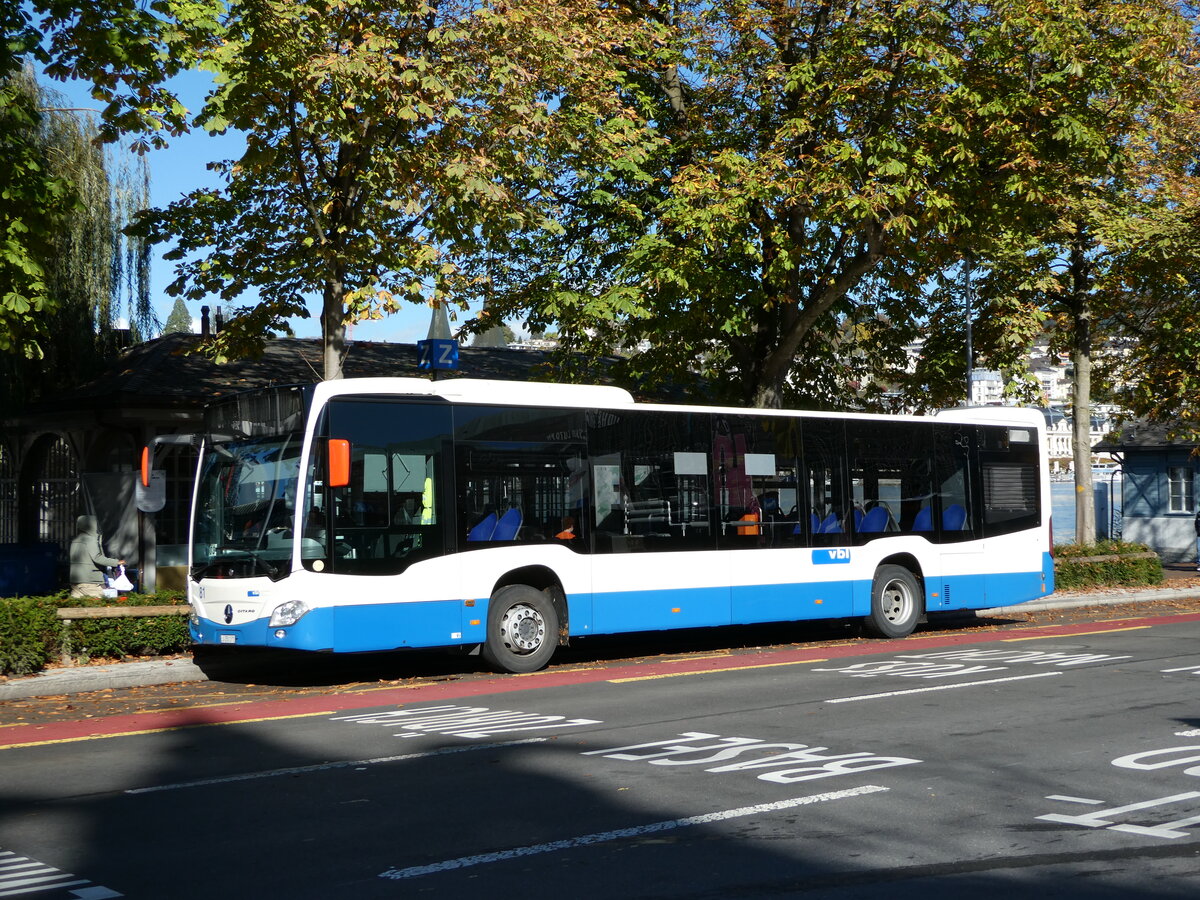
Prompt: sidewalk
<box><xmin>3</xmin><ymin>570</ymin><xmax>1199</xmax><ymax>702</ymax></box>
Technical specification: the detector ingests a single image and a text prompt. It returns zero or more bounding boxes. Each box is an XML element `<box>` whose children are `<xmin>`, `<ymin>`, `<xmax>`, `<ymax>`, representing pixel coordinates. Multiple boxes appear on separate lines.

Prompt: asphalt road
<box><xmin>2</xmin><ymin>598</ymin><xmax>1200</xmax><ymax>898</ymax></box>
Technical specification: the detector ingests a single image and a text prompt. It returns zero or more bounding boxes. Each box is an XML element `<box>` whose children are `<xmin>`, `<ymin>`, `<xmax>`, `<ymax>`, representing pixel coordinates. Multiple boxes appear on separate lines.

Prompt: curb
<box><xmin>3</xmin><ymin>584</ymin><xmax>1199</xmax><ymax>701</ymax></box>
<box><xmin>979</xmin><ymin>585</ymin><xmax>1200</xmax><ymax>616</ymax></box>
<box><xmin>0</xmin><ymin>658</ymin><xmax>208</xmax><ymax>701</ymax></box>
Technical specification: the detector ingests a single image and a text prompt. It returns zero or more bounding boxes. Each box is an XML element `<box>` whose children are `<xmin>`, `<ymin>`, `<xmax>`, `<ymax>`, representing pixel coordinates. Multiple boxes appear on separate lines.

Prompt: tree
<box><xmin>0</xmin><ymin>9</ymin><xmax>72</xmax><ymax>361</ymax></box>
<box><xmin>477</xmin><ymin>1</ymin><xmax>1199</xmax><ymax>417</ymax></box>
<box><xmin>1109</xmin><ymin>217</ymin><xmax>1200</xmax><ymax>440</ymax></box>
<box><xmin>934</xmin><ymin>1</ymin><xmax>1200</xmax><ymax>545</ymax></box>
<box><xmin>0</xmin><ymin>59</ymin><xmax>154</xmax><ymax>410</ymax></box>
<box><xmin>41</xmin><ymin>0</ymin><xmax>654</xmax><ymax>381</ymax></box>
<box><xmin>1096</xmin><ymin>73</ymin><xmax>1200</xmax><ymax>443</ymax></box>
<box><xmin>163</xmin><ymin>297</ymin><xmax>193</xmax><ymax>334</ymax></box>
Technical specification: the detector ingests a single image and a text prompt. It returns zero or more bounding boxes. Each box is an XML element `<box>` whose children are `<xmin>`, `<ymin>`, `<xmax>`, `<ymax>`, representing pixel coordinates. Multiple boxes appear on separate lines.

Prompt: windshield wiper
<box><xmin>210</xmin><ymin>547</ymin><xmax>281</xmax><ymax>578</ymax></box>
<box><xmin>249</xmin><ymin>554</ymin><xmax>279</xmax><ymax>578</ymax></box>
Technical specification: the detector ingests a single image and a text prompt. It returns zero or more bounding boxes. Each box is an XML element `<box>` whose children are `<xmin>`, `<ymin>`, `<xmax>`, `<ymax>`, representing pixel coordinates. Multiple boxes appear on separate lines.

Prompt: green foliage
<box><xmin>1102</xmin><ymin>197</ymin><xmax>1200</xmax><ymax>441</ymax></box>
<box><xmin>28</xmin><ymin>0</ymin><xmax>1200</xmax><ymax>430</ymax></box>
<box><xmin>76</xmin><ymin>0</ymin><xmax>657</xmax><ymax>380</ymax></box>
<box><xmin>0</xmin><ymin>590</ymin><xmax>188</xmax><ymax>676</ymax></box>
<box><xmin>1053</xmin><ymin>541</ymin><xmax>1164</xmax><ymax>591</ymax></box>
<box><xmin>35</xmin><ymin>0</ymin><xmax>224</xmax><ymax>147</ymax></box>
<box><xmin>478</xmin><ymin>0</ymin><xmax>1200</xmax><ymax>410</ymax></box>
<box><xmin>948</xmin><ymin>1</ymin><xmax>1198</xmax><ymax>541</ymax></box>
<box><xmin>0</xmin><ymin>60</ymin><xmax>74</xmax><ymax>364</ymax></box>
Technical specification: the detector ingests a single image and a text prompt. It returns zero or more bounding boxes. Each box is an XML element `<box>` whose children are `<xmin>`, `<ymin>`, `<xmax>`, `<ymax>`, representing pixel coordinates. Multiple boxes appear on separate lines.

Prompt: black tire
<box><xmin>863</xmin><ymin>564</ymin><xmax>922</xmax><ymax>638</ymax></box>
<box><xmin>481</xmin><ymin>585</ymin><xmax>559</xmax><ymax>673</ymax></box>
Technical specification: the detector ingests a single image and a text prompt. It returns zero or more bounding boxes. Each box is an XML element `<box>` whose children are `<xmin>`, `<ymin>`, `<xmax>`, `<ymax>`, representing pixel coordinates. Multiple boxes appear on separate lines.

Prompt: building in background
<box><xmin>1093</xmin><ymin>423</ymin><xmax>1198</xmax><ymax>563</ymax></box>
<box><xmin>0</xmin><ymin>332</ymin><xmax>605</xmax><ymax>595</ymax></box>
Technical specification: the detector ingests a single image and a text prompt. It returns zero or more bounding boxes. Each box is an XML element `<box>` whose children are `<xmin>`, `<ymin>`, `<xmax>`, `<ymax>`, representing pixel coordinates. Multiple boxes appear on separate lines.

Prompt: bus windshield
<box><xmin>191</xmin><ymin>433</ymin><xmax>303</xmax><ymax>580</ymax></box>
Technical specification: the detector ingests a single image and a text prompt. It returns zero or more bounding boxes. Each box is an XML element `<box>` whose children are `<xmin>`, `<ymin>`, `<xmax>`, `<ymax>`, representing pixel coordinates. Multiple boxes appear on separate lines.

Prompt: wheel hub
<box><xmin>499</xmin><ymin>604</ymin><xmax>546</xmax><ymax>654</ymax></box>
<box><xmin>881</xmin><ymin>580</ymin><xmax>914</xmax><ymax>623</ymax></box>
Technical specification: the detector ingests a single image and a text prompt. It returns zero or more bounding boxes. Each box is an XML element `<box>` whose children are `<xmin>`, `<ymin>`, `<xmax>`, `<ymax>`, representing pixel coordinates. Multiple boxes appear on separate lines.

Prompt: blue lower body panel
<box><xmin>590</xmin><ymin>578</ymin><xmax>862</xmax><ymax>635</ymax></box>
<box><xmin>937</xmin><ymin>553</ymin><xmax>1054</xmax><ymax>611</ymax></box>
<box><xmin>191</xmin><ymin>599</ymin><xmax>484</xmax><ymax>652</ymax></box>
<box><xmin>333</xmin><ymin>600</ymin><xmax>471</xmax><ymax>652</ymax></box>
<box><xmin>591</xmin><ymin>585</ymin><xmax>730</xmax><ymax>635</ymax></box>
<box><xmin>732</xmin><ymin>580</ymin><xmax>857</xmax><ymax>625</ymax></box>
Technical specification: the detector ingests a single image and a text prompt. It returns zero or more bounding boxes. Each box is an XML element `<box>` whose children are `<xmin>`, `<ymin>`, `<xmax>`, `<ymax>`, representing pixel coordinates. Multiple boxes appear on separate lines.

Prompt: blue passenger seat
<box><xmin>492</xmin><ymin>507</ymin><xmax>523</xmax><ymax>541</ymax></box>
<box><xmin>943</xmin><ymin>504</ymin><xmax>967</xmax><ymax>531</ymax></box>
<box><xmin>467</xmin><ymin>512</ymin><xmax>497</xmax><ymax>541</ymax></box>
<box><xmin>912</xmin><ymin>506</ymin><xmax>933</xmax><ymax>532</ymax></box>
<box><xmin>860</xmin><ymin>506</ymin><xmax>889</xmax><ymax>533</ymax></box>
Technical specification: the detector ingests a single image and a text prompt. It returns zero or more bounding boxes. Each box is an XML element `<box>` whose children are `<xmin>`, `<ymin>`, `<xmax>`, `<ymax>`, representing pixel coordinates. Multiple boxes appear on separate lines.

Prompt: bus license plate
<box><xmin>220</xmin><ymin>634</ymin><xmax>237</xmax><ymax>644</ymax></box>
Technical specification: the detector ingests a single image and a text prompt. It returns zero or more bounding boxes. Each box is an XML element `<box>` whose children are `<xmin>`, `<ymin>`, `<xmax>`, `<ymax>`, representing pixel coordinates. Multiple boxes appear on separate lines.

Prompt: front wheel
<box><xmin>863</xmin><ymin>564</ymin><xmax>922</xmax><ymax>638</ymax></box>
<box><xmin>481</xmin><ymin>585</ymin><xmax>559</xmax><ymax>673</ymax></box>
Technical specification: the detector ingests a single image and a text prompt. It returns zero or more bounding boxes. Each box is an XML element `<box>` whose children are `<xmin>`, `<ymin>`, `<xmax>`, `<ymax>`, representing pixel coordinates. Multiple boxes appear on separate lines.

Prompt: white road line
<box><xmin>1176</xmin><ymin>729</ymin><xmax>1200</xmax><ymax>737</ymax></box>
<box><xmin>0</xmin><ymin>846</ymin><xmax>118</xmax><ymax>899</ymax></box>
<box><xmin>125</xmin><ymin>737</ymin><xmax>546</xmax><ymax>795</ymax></box>
<box><xmin>379</xmin><ymin>784</ymin><xmax>889</xmax><ymax>880</ymax></box>
<box><xmin>0</xmin><ymin>883</ymin><xmax>92</xmax><ymax>898</ymax></box>
<box><xmin>1160</xmin><ymin>665</ymin><xmax>1200</xmax><ymax>673</ymax></box>
<box><xmin>824</xmin><ymin>671</ymin><xmax>1062</xmax><ymax>703</ymax></box>
<box><xmin>1046</xmin><ymin>795</ymin><xmax>1104</xmax><ymax>805</ymax></box>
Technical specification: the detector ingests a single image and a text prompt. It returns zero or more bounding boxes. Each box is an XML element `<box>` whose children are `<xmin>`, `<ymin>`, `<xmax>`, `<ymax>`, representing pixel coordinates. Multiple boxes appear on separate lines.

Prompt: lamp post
<box><xmin>964</xmin><ymin>255</ymin><xmax>975</xmax><ymax>404</ymax></box>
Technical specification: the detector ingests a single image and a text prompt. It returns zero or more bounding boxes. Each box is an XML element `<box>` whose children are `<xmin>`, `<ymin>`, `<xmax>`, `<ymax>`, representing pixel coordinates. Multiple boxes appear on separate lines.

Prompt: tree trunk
<box><xmin>752</xmin><ymin>382</ymin><xmax>784</xmax><ymax>410</ymax></box>
<box><xmin>1069</xmin><ymin>237</ymin><xmax>1095</xmax><ymax>547</ymax></box>
<box><xmin>745</xmin><ymin>224</ymin><xmax>885</xmax><ymax>409</ymax></box>
<box><xmin>321</xmin><ymin>278</ymin><xmax>347</xmax><ymax>381</ymax></box>
<box><xmin>1071</xmin><ymin>341</ymin><xmax>1095</xmax><ymax>546</ymax></box>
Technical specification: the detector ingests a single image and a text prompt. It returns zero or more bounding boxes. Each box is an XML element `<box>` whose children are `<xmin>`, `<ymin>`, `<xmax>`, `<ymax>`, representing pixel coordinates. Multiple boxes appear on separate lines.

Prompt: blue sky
<box><xmin>43</xmin><ymin>69</ymin><xmax>445</xmax><ymax>345</ymax></box>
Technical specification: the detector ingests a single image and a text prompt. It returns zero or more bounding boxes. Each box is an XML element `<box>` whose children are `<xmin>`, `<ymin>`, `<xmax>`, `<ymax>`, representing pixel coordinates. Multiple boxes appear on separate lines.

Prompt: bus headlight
<box><xmin>269</xmin><ymin>600</ymin><xmax>310</xmax><ymax>627</ymax></box>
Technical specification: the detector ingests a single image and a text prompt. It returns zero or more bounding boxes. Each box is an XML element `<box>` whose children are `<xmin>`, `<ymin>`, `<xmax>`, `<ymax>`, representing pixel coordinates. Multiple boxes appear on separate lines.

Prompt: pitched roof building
<box><xmin>1093</xmin><ymin>422</ymin><xmax>1199</xmax><ymax>563</ymax></box>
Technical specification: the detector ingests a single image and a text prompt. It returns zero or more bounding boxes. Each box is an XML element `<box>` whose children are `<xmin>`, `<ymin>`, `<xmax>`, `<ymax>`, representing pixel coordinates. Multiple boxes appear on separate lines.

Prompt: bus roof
<box><xmin>310</xmin><ymin>377</ymin><xmax>1044</xmax><ymax>430</ymax></box>
<box><xmin>312</xmin><ymin>377</ymin><xmax>637</xmax><ymax>409</ymax></box>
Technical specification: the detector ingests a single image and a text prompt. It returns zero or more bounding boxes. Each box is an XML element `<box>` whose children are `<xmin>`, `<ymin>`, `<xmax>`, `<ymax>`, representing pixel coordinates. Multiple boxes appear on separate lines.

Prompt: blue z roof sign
<box><xmin>417</xmin><ymin>339</ymin><xmax>459</xmax><ymax>371</ymax></box>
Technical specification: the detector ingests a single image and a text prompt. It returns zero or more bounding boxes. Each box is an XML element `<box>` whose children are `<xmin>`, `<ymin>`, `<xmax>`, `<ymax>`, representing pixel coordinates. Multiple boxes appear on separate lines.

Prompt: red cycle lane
<box><xmin>3</xmin><ymin>611</ymin><xmax>1199</xmax><ymax>750</ymax></box>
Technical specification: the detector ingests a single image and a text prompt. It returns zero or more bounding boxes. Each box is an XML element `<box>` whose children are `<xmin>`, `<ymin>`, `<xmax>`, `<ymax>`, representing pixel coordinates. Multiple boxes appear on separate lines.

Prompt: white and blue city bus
<box><xmin>185</xmin><ymin>378</ymin><xmax>1054</xmax><ymax>673</ymax></box>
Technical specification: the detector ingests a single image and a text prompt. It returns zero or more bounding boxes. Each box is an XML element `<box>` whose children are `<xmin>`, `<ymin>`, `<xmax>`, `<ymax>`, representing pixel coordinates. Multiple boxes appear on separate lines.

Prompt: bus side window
<box><xmin>847</xmin><ymin>420</ymin><xmax>933</xmax><ymax>542</ymax></box>
<box><xmin>588</xmin><ymin>410</ymin><xmax>714</xmax><ymax>552</ymax></box>
<box><xmin>802</xmin><ymin>418</ymin><xmax>849</xmax><ymax>547</ymax></box>
<box><xmin>712</xmin><ymin>415</ymin><xmax>801</xmax><ymax>548</ymax></box>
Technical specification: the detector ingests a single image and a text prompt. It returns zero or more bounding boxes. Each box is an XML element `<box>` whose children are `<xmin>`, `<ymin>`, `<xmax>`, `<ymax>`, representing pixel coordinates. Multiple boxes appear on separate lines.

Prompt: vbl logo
<box><xmin>812</xmin><ymin>548</ymin><xmax>851</xmax><ymax>565</ymax></box>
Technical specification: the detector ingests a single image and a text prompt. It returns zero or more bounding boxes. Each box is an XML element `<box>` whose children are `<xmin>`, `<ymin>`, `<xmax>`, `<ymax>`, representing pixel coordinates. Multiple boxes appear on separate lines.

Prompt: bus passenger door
<box><xmin>933</xmin><ymin>425</ymin><xmax>987</xmax><ymax>610</ymax></box>
<box><xmin>587</xmin><ymin>443</ymin><xmax>729</xmax><ymax>635</ymax></box>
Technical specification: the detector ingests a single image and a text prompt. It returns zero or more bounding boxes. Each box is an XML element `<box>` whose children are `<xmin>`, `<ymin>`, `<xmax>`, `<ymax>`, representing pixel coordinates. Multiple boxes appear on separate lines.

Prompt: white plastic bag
<box><xmin>108</xmin><ymin>564</ymin><xmax>134</xmax><ymax>592</ymax></box>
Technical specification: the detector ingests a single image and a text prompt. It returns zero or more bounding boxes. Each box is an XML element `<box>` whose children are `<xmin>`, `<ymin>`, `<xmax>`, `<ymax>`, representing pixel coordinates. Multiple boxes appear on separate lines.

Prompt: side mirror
<box><xmin>140</xmin><ymin>434</ymin><xmax>196</xmax><ymax>487</ymax></box>
<box><xmin>328</xmin><ymin>439</ymin><xmax>351</xmax><ymax>488</ymax></box>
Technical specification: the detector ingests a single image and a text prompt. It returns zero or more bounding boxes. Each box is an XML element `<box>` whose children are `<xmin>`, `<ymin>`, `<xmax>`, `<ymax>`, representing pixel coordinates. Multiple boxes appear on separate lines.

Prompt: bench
<box><xmin>56</xmin><ymin>605</ymin><xmax>190</xmax><ymax>665</ymax></box>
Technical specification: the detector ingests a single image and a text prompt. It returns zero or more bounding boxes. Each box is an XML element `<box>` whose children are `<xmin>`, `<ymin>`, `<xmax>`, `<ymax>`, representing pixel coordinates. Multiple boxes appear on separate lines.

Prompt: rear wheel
<box><xmin>863</xmin><ymin>564</ymin><xmax>922</xmax><ymax>638</ymax></box>
<box><xmin>481</xmin><ymin>585</ymin><xmax>558</xmax><ymax>673</ymax></box>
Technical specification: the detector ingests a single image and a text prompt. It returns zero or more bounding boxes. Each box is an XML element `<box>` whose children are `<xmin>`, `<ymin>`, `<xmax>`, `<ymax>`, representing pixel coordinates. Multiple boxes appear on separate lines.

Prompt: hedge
<box><xmin>0</xmin><ymin>591</ymin><xmax>188</xmax><ymax>677</ymax></box>
<box><xmin>1053</xmin><ymin>540</ymin><xmax>1164</xmax><ymax>591</ymax></box>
